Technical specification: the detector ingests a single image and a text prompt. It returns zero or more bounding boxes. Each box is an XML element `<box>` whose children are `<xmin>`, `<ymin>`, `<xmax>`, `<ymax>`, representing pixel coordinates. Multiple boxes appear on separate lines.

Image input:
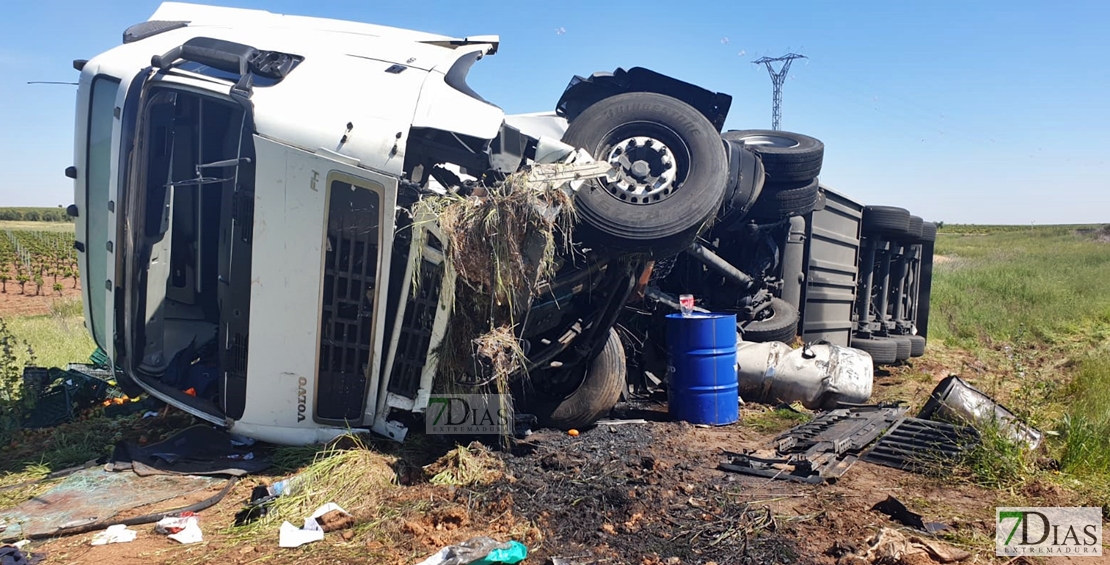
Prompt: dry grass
<box><xmin>423</xmin><ymin>442</ymin><xmax>505</xmax><ymax>486</ymax></box>
<box><xmin>412</xmin><ymin>174</ymin><xmax>575</xmax><ymax>395</ymax></box>
<box><xmin>237</xmin><ymin>436</ymin><xmax>398</xmax><ymax>533</ymax></box>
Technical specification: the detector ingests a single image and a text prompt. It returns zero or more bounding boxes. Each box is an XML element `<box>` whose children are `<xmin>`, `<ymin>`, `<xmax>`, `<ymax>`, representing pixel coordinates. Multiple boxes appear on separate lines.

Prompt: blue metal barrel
<box><xmin>666</xmin><ymin>313</ymin><xmax>738</xmax><ymax>425</ymax></box>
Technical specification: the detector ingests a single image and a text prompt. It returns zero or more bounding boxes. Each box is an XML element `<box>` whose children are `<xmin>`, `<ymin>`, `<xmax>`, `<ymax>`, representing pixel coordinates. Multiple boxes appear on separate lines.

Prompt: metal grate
<box><xmin>387</xmin><ymin>257</ymin><xmax>444</xmax><ymax>397</ymax></box>
<box><xmin>229</xmin><ymin>333</ymin><xmax>248</xmax><ymax>373</ymax></box>
<box><xmin>316</xmin><ymin>181</ymin><xmax>380</xmax><ymax>421</ymax></box>
<box><xmin>861</xmin><ymin>417</ymin><xmax>978</xmax><ymax>472</ymax></box>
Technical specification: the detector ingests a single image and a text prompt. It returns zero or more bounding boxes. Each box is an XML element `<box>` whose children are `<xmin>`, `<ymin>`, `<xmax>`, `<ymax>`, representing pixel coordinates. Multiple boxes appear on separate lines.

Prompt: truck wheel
<box><xmin>748</xmin><ymin>178</ymin><xmax>820</xmax><ymax>220</ymax></box>
<box><xmin>903</xmin><ymin>215</ymin><xmax>924</xmax><ymax>240</ymax></box>
<box><xmin>916</xmin><ymin>221</ymin><xmax>937</xmax><ymax>243</ymax></box>
<box><xmin>850</xmin><ymin>336</ymin><xmax>898</xmax><ymax>365</ymax></box>
<box><xmin>908</xmin><ymin>335</ymin><xmax>927</xmax><ymax>357</ymax></box>
<box><xmin>536</xmin><ymin>328</ymin><xmax>626</xmax><ymax>430</ymax></box>
<box><xmin>862</xmin><ymin>205</ymin><xmax>910</xmax><ymax>236</ymax></box>
<box><xmin>739</xmin><ymin>298</ymin><xmax>799</xmax><ymax>344</ymax></box>
<box><xmin>889</xmin><ymin>335</ymin><xmax>912</xmax><ymax>361</ymax></box>
<box><xmin>562</xmin><ymin>92</ymin><xmax>729</xmax><ymax>256</ymax></box>
<box><xmin>722</xmin><ymin>130</ymin><xmax>824</xmax><ymax>184</ymax></box>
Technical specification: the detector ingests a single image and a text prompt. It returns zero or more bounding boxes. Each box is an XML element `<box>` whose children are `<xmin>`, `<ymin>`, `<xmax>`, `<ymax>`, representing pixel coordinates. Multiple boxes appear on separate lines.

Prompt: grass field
<box><xmin>6</xmin><ymin>311</ymin><xmax>95</xmax><ymax>368</ymax></box>
<box><xmin>931</xmin><ymin>224</ymin><xmax>1110</xmax><ymax>500</ymax></box>
<box><xmin>0</xmin><ymin>220</ymin><xmax>76</xmax><ymax>233</ymax></box>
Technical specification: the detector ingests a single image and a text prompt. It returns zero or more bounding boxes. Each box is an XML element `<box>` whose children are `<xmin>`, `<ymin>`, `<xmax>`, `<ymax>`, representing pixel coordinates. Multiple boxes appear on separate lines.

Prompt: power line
<box><xmin>752</xmin><ymin>53</ymin><xmax>806</xmax><ymax>130</ymax></box>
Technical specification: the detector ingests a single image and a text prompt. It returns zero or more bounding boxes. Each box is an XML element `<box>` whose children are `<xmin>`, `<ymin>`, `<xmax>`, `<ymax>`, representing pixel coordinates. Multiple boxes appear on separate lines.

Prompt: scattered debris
<box><xmin>594</xmin><ymin>419</ymin><xmax>649</xmax><ymax>426</ymax></box>
<box><xmin>0</xmin><ymin>545</ymin><xmax>33</xmax><ymax>565</ymax></box>
<box><xmin>90</xmin><ymin>524</ymin><xmax>137</xmax><ymax>546</ymax></box>
<box><xmin>919</xmin><ymin>375</ymin><xmax>1042</xmax><ymax>449</ymax></box>
<box><xmin>861</xmin><ymin>417</ymin><xmax>978</xmax><ymax>472</ymax></box>
<box><xmin>278</xmin><ymin>503</ymin><xmax>351</xmax><ymax>548</ymax></box>
<box><xmin>155</xmin><ymin>514</ymin><xmax>203</xmax><ymax>544</ymax></box>
<box><xmin>840</xmin><ymin>527</ymin><xmax>970</xmax><ymax>564</ymax></box>
<box><xmin>719</xmin><ymin>405</ymin><xmax>906</xmax><ymax>483</ymax></box>
<box><xmin>1</xmin><ymin>468</ymin><xmax>225</xmax><ymax>542</ymax></box>
<box><xmin>108</xmin><ymin>425</ymin><xmax>269</xmax><ymax>476</ymax></box>
<box><xmin>414</xmin><ymin>536</ymin><xmax>527</xmax><ymax>565</ymax></box>
<box><xmin>278</xmin><ymin>520</ymin><xmax>323</xmax><ymax>548</ymax></box>
<box><xmin>20</xmin><ymin>366</ymin><xmax>116</xmax><ymax>429</ymax></box>
<box><xmin>870</xmin><ymin>496</ymin><xmax>946</xmax><ymax>534</ymax></box>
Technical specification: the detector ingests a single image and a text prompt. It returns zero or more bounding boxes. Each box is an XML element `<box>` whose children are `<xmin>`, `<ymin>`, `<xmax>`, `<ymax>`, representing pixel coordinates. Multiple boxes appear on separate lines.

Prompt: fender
<box><xmin>555</xmin><ymin>67</ymin><xmax>732</xmax><ymax>132</ymax></box>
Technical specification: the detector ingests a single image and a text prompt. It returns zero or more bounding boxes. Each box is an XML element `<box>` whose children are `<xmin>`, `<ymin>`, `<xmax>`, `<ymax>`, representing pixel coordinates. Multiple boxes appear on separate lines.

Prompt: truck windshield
<box><xmin>86</xmin><ymin>76</ymin><xmax>120</xmax><ymax>348</ymax></box>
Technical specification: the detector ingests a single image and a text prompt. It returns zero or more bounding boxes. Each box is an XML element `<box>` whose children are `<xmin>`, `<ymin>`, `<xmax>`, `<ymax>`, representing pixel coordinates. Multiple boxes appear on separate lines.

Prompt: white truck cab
<box><xmin>72</xmin><ymin>3</ymin><xmax>737</xmax><ymax>444</ymax></box>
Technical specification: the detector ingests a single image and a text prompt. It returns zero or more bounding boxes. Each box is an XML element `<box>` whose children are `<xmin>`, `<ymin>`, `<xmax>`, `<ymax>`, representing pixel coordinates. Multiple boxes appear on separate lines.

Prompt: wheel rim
<box><xmin>738</xmin><ymin>134</ymin><xmax>799</xmax><ymax>149</ymax></box>
<box><xmin>597</xmin><ymin>122</ymin><xmax>690</xmax><ymax>205</ymax></box>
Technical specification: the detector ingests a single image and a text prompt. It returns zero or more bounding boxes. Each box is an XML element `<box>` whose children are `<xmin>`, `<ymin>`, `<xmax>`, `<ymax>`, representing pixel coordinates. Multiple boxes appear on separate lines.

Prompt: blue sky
<box><xmin>1</xmin><ymin>0</ymin><xmax>1106</xmax><ymax>224</ymax></box>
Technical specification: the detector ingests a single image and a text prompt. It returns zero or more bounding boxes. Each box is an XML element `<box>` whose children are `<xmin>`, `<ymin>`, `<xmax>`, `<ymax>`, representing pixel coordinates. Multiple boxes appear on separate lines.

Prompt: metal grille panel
<box><xmin>316</xmin><ymin>181</ymin><xmax>379</xmax><ymax>421</ymax></box>
<box><xmin>387</xmin><ymin>256</ymin><xmax>444</xmax><ymax>397</ymax></box>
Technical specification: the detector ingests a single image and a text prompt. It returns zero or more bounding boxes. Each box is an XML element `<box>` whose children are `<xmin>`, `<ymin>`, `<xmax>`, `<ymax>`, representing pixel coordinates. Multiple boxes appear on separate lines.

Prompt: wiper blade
<box><xmin>164</xmin><ymin>157</ymin><xmax>251</xmax><ymax>187</ymax></box>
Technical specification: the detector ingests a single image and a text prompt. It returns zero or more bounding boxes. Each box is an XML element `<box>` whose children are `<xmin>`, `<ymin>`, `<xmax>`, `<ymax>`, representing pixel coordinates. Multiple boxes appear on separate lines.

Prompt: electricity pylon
<box><xmin>752</xmin><ymin>53</ymin><xmax>806</xmax><ymax>130</ymax></box>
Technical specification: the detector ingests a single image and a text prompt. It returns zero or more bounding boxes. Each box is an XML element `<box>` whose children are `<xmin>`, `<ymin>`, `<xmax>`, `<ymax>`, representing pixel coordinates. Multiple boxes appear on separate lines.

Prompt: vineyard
<box><xmin>0</xmin><ymin>230</ymin><xmax>78</xmax><ymax>297</ymax></box>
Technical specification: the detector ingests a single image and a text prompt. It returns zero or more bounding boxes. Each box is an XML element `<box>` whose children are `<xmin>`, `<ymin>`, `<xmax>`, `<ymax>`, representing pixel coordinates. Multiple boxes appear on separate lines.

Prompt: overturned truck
<box><xmin>70</xmin><ymin>3</ymin><xmax>933</xmax><ymax>445</ymax></box>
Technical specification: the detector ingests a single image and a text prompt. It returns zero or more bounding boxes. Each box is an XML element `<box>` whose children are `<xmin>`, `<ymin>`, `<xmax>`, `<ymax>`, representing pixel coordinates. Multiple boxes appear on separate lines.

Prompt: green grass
<box><xmin>930</xmin><ymin>226</ymin><xmax>1110</xmax><ymax>346</ymax></box>
<box><xmin>5</xmin><ymin>311</ymin><xmax>95</xmax><ymax>368</ymax></box>
<box><xmin>1060</xmin><ymin>356</ymin><xmax>1110</xmax><ymax>478</ymax></box>
<box><xmin>928</xmin><ymin>224</ymin><xmax>1110</xmax><ymax>502</ymax></box>
<box><xmin>742</xmin><ymin>407</ymin><xmax>813</xmax><ymax>433</ymax></box>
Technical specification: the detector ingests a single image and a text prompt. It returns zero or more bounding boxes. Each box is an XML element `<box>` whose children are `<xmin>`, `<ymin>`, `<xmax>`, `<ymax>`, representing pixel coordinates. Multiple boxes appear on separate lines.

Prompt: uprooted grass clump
<box><xmin>239</xmin><ymin>435</ymin><xmax>398</xmax><ymax>534</ymax></box>
<box><xmin>412</xmin><ymin>174</ymin><xmax>575</xmax><ymax>393</ymax></box>
<box><xmin>423</xmin><ymin>442</ymin><xmax>505</xmax><ymax>486</ymax></box>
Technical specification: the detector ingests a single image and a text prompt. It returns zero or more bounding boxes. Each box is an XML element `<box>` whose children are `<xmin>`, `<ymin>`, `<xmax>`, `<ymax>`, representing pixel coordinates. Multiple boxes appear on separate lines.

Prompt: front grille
<box><xmin>316</xmin><ymin>181</ymin><xmax>379</xmax><ymax>422</ymax></box>
<box><xmin>387</xmin><ymin>258</ymin><xmax>444</xmax><ymax>397</ymax></box>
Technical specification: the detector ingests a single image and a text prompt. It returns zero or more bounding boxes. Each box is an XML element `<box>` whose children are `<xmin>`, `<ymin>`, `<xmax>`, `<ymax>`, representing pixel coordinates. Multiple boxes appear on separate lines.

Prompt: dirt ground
<box><xmin>15</xmin><ymin>399</ymin><xmax>1107</xmax><ymax>565</ymax></box>
<box><xmin>5</xmin><ymin>349</ymin><xmax>1107</xmax><ymax>565</ymax></box>
<box><xmin>0</xmin><ymin>282</ymin><xmax>82</xmax><ymax>317</ymax></box>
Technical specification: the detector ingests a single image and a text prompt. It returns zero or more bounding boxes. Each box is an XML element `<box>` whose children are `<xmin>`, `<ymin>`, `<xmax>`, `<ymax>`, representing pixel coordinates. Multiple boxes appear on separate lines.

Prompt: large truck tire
<box><xmin>862</xmin><ymin>205</ymin><xmax>910</xmax><ymax>236</ymax></box>
<box><xmin>562</xmin><ymin>92</ymin><xmax>729</xmax><ymax>257</ymax></box>
<box><xmin>748</xmin><ymin>178</ymin><xmax>820</xmax><ymax>220</ymax></box>
<box><xmin>740</xmin><ymin>298</ymin><xmax>799</xmax><ymax>344</ymax></box>
<box><xmin>903</xmin><ymin>215</ymin><xmax>924</xmax><ymax>240</ymax></box>
<box><xmin>722</xmin><ymin>130</ymin><xmax>824</xmax><ymax>184</ymax></box>
<box><xmin>908</xmin><ymin>335</ymin><xmax>927</xmax><ymax>357</ymax></box>
<box><xmin>889</xmin><ymin>335</ymin><xmax>912</xmax><ymax>361</ymax></box>
<box><xmin>916</xmin><ymin>221</ymin><xmax>937</xmax><ymax>243</ymax></box>
<box><xmin>850</xmin><ymin>336</ymin><xmax>898</xmax><ymax>365</ymax></box>
<box><xmin>536</xmin><ymin>328</ymin><xmax>626</xmax><ymax>430</ymax></box>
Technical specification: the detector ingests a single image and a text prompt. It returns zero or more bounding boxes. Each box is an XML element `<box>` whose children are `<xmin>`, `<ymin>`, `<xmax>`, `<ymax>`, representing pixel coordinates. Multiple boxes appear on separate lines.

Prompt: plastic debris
<box><xmin>229</xmin><ymin>434</ymin><xmax>256</xmax><ymax>447</ymax></box>
<box><xmin>155</xmin><ymin>513</ymin><xmax>203</xmax><ymax>544</ymax></box>
<box><xmin>279</xmin><ymin>521</ymin><xmax>323</xmax><ymax>548</ymax></box>
<box><xmin>871</xmin><ymin>496</ymin><xmax>947</xmax><ymax>534</ymax></box>
<box><xmin>859</xmin><ymin>527</ymin><xmax>970</xmax><ymax>564</ymax></box>
<box><xmin>414</xmin><ymin>536</ymin><xmax>528</xmax><ymax>565</ymax></box>
<box><xmin>90</xmin><ymin>524</ymin><xmax>137</xmax><ymax>545</ymax></box>
<box><xmin>278</xmin><ymin>503</ymin><xmax>352</xmax><ymax>548</ymax></box>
